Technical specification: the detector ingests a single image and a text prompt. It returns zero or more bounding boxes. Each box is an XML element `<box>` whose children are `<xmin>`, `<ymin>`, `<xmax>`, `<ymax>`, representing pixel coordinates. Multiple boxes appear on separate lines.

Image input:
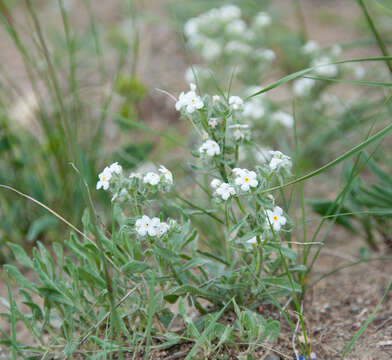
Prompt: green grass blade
<box><xmin>247</xmin><ymin>56</ymin><xmax>392</xmax><ymax>99</ymax></box>
<box><xmin>261</xmin><ymin>121</ymin><xmax>392</xmax><ymax>194</ymax></box>
<box><xmin>304</xmin><ymin>75</ymin><xmax>392</xmax><ymax>87</ymax></box>
<box><xmin>357</xmin><ymin>0</ymin><xmax>392</xmax><ymax>74</ymax></box>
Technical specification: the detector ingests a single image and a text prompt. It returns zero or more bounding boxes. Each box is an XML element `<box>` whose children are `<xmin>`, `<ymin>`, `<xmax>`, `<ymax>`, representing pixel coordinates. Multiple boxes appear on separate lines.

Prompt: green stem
<box><xmin>357</xmin><ymin>0</ymin><xmax>392</xmax><ymax>75</ymax></box>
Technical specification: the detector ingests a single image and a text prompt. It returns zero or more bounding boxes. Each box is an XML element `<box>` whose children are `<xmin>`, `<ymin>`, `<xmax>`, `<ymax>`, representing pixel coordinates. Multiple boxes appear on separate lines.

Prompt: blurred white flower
<box><xmin>229</xmin><ymin>124</ymin><xmax>249</xmax><ymax>141</ymax></box>
<box><xmin>208</xmin><ymin>117</ymin><xmax>219</xmax><ymax>128</ymax></box>
<box><xmin>185</xmin><ymin>66</ymin><xmax>208</xmax><ymax>84</ymax></box>
<box><xmin>225</xmin><ymin>19</ymin><xmax>246</xmax><ymax>36</ymax></box>
<box><xmin>253</xmin><ymin>12</ymin><xmax>271</xmax><ymax>27</ymax></box>
<box><xmin>212</xmin><ymin>95</ymin><xmax>221</xmax><ymax>103</ymax></box>
<box><xmin>225</xmin><ymin>41</ymin><xmax>252</xmax><ymax>55</ymax></box>
<box><xmin>210</xmin><ymin>178</ymin><xmax>222</xmax><ymax>189</ymax></box>
<box><xmin>159</xmin><ymin>165</ymin><xmax>173</xmax><ymax>184</ymax></box>
<box><xmin>266</xmin><ymin>206</ymin><xmax>286</xmax><ymax>231</ymax></box>
<box><xmin>229</xmin><ymin>96</ymin><xmax>244</xmax><ymax>110</ymax></box>
<box><xmin>330</xmin><ymin>44</ymin><xmax>342</xmax><ymax>58</ymax></box>
<box><xmin>129</xmin><ymin>172</ymin><xmax>142</xmax><ymax>179</ymax></box>
<box><xmin>220</xmin><ymin>4</ymin><xmax>241</xmax><ymax>22</ymax></box>
<box><xmin>271</xmin><ymin>111</ymin><xmax>293</xmax><ymax>128</ymax></box>
<box><xmin>234</xmin><ymin>168</ymin><xmax>258</xmax><ymax>191</ymax></box>
<box><xmin>216</xmin><ymin>182</ymin><xmax>236</xmax><ymax>200</ymax></box>
<box><xmin>302</xmin><ymin>40</ymin><xmax>320</xmax><ymax>55</ymax></box>
<box><xmin>175</xmin><ymin>83</ymin><xmax>204</xmax><ymax>114</ymax></box>
<box><xmin>202</xmin><ymin>39</ymin><xmax>221</xmax><ymax>60</ymax></box>
<box><xmin>243</xmin><ymin>99</ymin><xmax>265</xmax><ymax>119</ymax></box>
<box><xmin>312</xmin><ymin>57</ymin><xmax>338</xmax><ymax>77</ymax></box>
<box><xmin>184</xmin><ymin>18</ymin><xmax>199</xmax><ymax>37</ymax></box>
<box><xmin>247</xmin><ymin>236</ymin><xmax>257</xmax><ymax>244</ymax></box>
<box><xmin>109</xmin><ymin>162</ymin><xmax>122</xmax><ymax>175</ymax></box>
<box><xmin>293</xmin><ymin>78</ymin><xmax>315</xmax><ymax>97</ymax></box>
<box><xmin>156</xmin><ymin>221</ymin><xmax>170</xmax><ymax>237</ymax></box>
<box><xmin>199</xmin><ymin>139</ymin><xmax>220</xmax><ymax>157</ymax></box>
<box><xmin>143</xmin><ymin>172</ymin><xmax>160</xmax><ymax>186</ymax></box>
<box><xmin>96</xmin><ymin>167</ymin><xmax>112</xmax><ymax>190</ymax></box>
<box><xmin>269</xmin><ymin>151</ymin><xmax>292</xmax><ymax>171</ymax></box>
<box><xmin>255</xmin><ymin>48</ymin><xmax>276</xmax><ymax>61</ymax></box>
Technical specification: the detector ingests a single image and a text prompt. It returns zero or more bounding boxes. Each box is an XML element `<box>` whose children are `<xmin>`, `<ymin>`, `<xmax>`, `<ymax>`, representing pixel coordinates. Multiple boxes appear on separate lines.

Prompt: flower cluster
<box><xmin>175</xmin><ymin>83</ymin><xmax>204</xmax><ymax>114</ymax></box>
<box><xmin>184</xmin><ymin>5</ymin><xmax>275</xmax><ymax>85</ymax></box>
<box><xmin>135</xmin><ymin>215</ymin><xmax>170</xmax><ymax>238</ymax></box>
<box><xmin>268</xmin><ymin>151</ymin><xmax>292</xmax><ymax>172</ymax></box>
<box><xmin>96</xmin><ymin>162</ymin><xmax>122</xmax><ymax>190</ymax></box>
<box><xmin>211</xmin><ymin>179</ymin><xmax>236</xmax><ymax>200</ymax></box>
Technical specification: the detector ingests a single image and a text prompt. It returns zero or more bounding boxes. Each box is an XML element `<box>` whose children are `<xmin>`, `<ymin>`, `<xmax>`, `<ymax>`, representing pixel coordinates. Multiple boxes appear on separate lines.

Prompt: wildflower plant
<box><xmin>1</xmin><ymin>82</ymin><xmax>301</xmax><ymax>358</ymax></box>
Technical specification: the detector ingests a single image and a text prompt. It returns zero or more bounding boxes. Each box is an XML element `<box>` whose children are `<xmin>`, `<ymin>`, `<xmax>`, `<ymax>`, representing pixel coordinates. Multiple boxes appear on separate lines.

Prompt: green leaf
<box><xmin>7</xmin><ymin>243</ymin><xmax>34</xmax><ymax>269</ymax></box>
<box><xmin>121</xmin><ymin>261</ymin><xmax>151</xmax><ymax>273</ymax></box>
<box><xmin>4</xmin><ymin>265</ymin><xmax>37</xmax><ymax>293</ymax></box>
<box><xmin>27</xmin><ymin>215</ymin><xmax>58</xmax><ymax>242</ymax></box>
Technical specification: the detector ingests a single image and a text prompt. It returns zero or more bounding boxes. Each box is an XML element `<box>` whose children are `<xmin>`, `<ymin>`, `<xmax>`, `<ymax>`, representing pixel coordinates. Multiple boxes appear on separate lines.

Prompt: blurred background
<box><xmin>0</xmin><ymin>0</ymin><xmax>391</xmax><ymax>261</ymax></box>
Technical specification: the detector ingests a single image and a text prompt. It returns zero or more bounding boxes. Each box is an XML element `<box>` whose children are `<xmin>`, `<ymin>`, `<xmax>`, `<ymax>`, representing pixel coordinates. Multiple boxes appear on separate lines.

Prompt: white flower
<box><xmin>302</xmin><ymin>40</ymin><xmax>319</xmax><ymax>55</ymax></box>
<box><xmin>225</xmin><ymin>19</ymin><xmax>246</xmax><ymax>36</ymax></box>
<box><xmin>220</xmin><ymin>4</ymin><xmax>241</xmax><ymax>22</ymax></box>
<box><xmin>156</xmin><ymin>221</ymin><xmax>170</xmax><ymax>237</ymax></box>
<box><xmin>269</xmin><ymin>151</ymin><xmax>292</xmax><ymax>171</ymax></box>
<box><xmin>129</xmin><ymin>172</ymin><xmax>142</xmax><ymax>179</ymax></box>
<box><xmin>135</xmin><ymin>215</ymin><xmax>159</xmax><ymax>236</ymax></box>
<box><xmin>253</xmin><ymin>12</ymin><xmax>271</xmax><ymax>27</ymax></box>
<box><xmin>201</xmin><ymin>39</ymin><xmax>221</xmax><ymax>61</ymax></box>
<box><xmin>208</xmin><ymin>117</ymin><xmax>219</xmax><ymax>128</ymax></box>
<box><xmin>184</xmin><ymin>18</ymin><xmax>199</xmax><ymax>37</ymax></box>
<box><xmin>243</xmin><ymin>99</ymin><xmax>265</xmax><ymax>119</ymax></box>
<box><xmin>96</xmin><ymin>167</ymin><xmax>112</xmax><ymax>190</ymax></box>
<box><xmin>225</xmin><ymin>41</ymin><xmax>252</xmax><ymax>55</ymax></box>
<box><xmin>271</xmin><ymin>111</ymin><xmax>293</xmax><ymax>128</ymax></box>
<box><xmin>229</xmin><ymin>96</ymin><xmax>244</xmax><ymax>111</ymax></box>
<box><xmin>266</xmin><ymin>206</ymin><xmax>287</xmax><ymax>231</ymax></box>
<box><xmin>293</xmin><ymin>78</ymin><xmax>315</xmax><ymax>97</ymax></box>
<box><xmin>234</xmin><ymin>168</ymin><xmax>258</xmax><ymax>191</ymax></box>
<box><xmin>199</xmin><ymin>140</ymin><xmax>220</xmax><ymax>157</ymax></box>
<box><xmin>175</xmin><ymin>84</ymin><xmax>204</xmax><ymax>114</ymax></box>
<box><xmin>135</xmin><ymin>215</ymin><xmax>169</xmax><ymax>237</ymax></box>
<box><xmin>330</xmin><ymin>44</ymin><xmax>342</xmax><ymax>58</ymax></box>
<box><xmin>212</xmin><ymin>95</ymin><xmax>221</xmax><ymax>103</ymax></box>
<box><xmin>312</xmin><ymin>57</ymin><xmax>338</xmax><ymax>77</ymax></box>
<box><xmin>210</xmin><ymin>178</ymin><xmax>222</xmax><ymax>189</ymax></box>
<box><xmin>247</xmin><ymin>236</ymin><xmax>257</xmax><ymax>244</ymax></box>
<box><xmin>255</xmin><ymin>48</ymin><xmax>276</xmax><ymax>61</ymax></box>
<box><xmin>143</xmin><ymin>172</ymin><xmax>160</xmax><ymax>186</ymax></box>
<box><xmin>109</xmin><ymin>162</ymin><xmax>122</xmax><ymax>175</ymax></box>
<box><xmin>201</xmin><ymin>130</ymin><xmax>209</xmax><ymax>141</ymax></box>
<box><xmin>215</xmin><ymin>182</ymin><xmax>236</xmax><ymax>200</ymax></box>
<box><xmin>246</xmin><ymin>236</ymin><xmax>264</xmax><ymax>245</ymax></box>
<box><xmin>159</xmin><ymin>165</ymin><xmax>173</xmax><ymax>184</ymax></box>
<box><xmin>229</xmin><ymin>124</ymin><xmax>249</xmax><ymax>141</ymax></box>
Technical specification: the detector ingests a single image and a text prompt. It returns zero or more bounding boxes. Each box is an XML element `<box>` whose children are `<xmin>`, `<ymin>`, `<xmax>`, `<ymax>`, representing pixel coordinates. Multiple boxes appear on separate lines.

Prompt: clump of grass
<box><xmin>0</xmin><ymin>0</ymin><xmax>149</xmax><ymax>258</ymax></box>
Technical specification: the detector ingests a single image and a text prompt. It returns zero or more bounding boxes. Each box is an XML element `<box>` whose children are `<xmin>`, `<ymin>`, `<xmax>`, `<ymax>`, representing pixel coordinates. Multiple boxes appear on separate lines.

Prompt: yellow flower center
<box><xmin>102</xmin><ymin>176</ymin><xmax>106</xmax><ymax>181</ymax></box>
<box><xmin>273</xmin><ymin>216</ymin><xmax>278</xmax><ymax>221</ymax></box>
<box><xmin>244</xmin><ymin>177</ymin><xmax>249</xmax><ymax>182</ymax></box>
